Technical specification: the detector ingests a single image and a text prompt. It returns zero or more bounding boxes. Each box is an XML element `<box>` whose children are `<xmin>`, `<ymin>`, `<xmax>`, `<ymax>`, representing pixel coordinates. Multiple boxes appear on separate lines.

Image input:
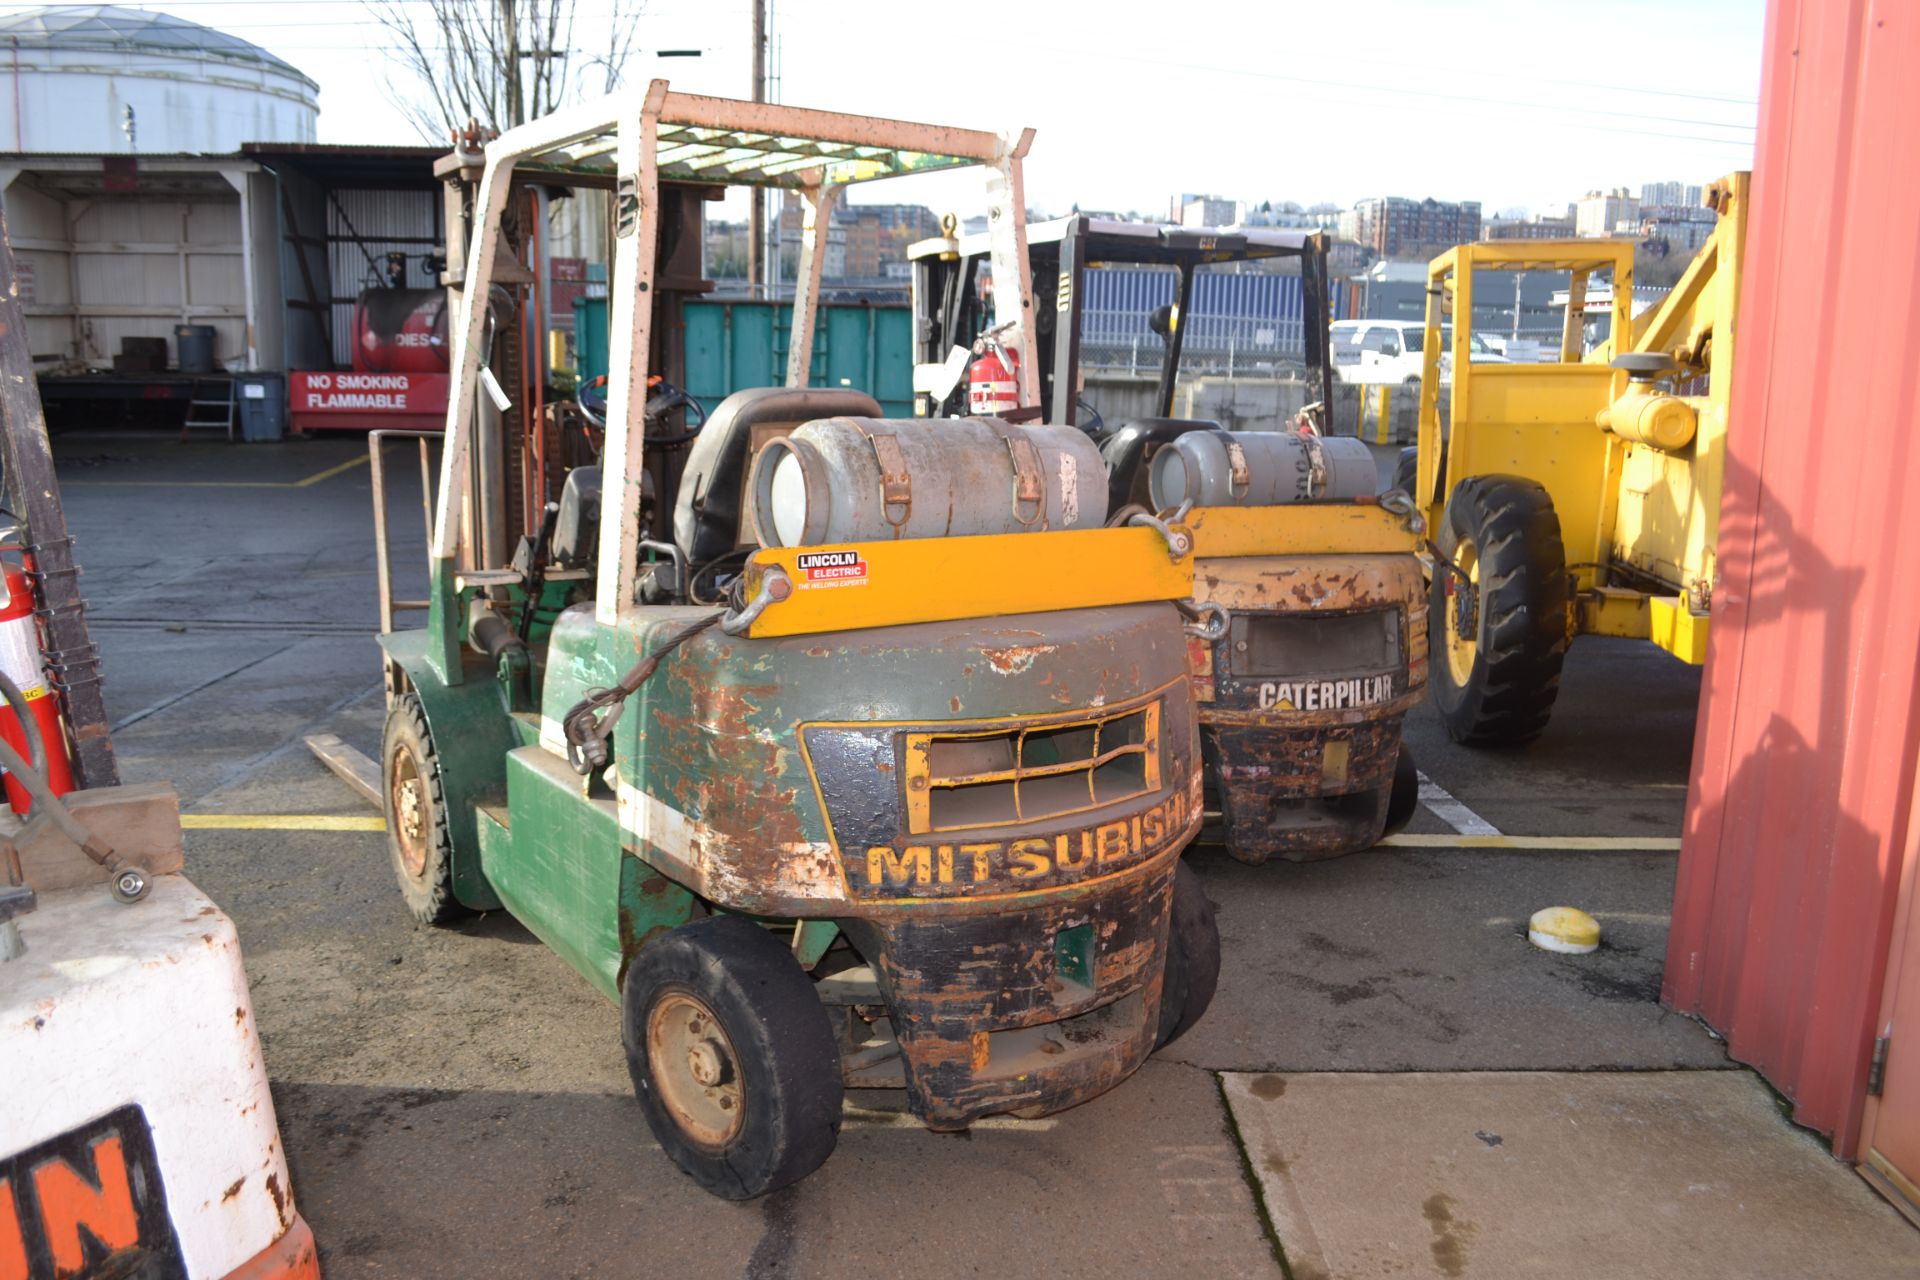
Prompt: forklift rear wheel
<box><xmin>1156</xmin><ymin>862</ymin><xmax>1221</xmax><ymax>1050</ymax></box>
<box><xmin>382</xmin><ymin>693</ymin><xmax>470</xmax><ymax>925</ymax></box>
<box><xmin>1383</xmin><ymin>745</ymin><xmax>1419</xmax><ymax>838</ymax></box>
<box><xmin>622</xmin><ymin>915</ymin><xmax>844</xmax><ymax>1200</ymax></box>
<box><xmin>1431</xmin><ymin>476</ymin><xmax>1569</xmax><ymax>746</ymax></box>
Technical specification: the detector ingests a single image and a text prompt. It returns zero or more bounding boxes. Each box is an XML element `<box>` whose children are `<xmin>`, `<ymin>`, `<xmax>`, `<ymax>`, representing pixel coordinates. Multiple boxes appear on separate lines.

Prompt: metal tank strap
<box><xmin>1225</xmin><ymin>439</ymin><xmax>1251</xmax><ymax>500</ymax></box>
<box><xmin>977</xmin><ymin>418</ymin><xmax>1047</xmax><ymax>526</ymax></box>
<box><xmin>1298</xmin><ymin>430</ymin><xmax>1330</xmax><ymax>498</ymax></box>
<box><xmin>847</xmin><ymin>420</ymin><xmax>913</xmax><ymax>529</ymax></box>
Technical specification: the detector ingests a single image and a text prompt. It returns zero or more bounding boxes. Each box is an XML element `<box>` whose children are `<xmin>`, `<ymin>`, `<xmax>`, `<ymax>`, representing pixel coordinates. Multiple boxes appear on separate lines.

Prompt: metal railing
<box><xmin>368</xmin><ymin>429</ymin><xmax>440</xmax><ymax>638</ymax></box>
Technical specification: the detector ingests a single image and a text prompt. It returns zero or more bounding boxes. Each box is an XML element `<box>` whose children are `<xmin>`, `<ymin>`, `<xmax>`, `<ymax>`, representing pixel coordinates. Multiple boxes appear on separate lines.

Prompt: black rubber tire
<box><xmin>1382</xmin><ymin>743</ymin><xmax>1419</xmax><ymax>837</ymax></box>
<box><xmin>1431</xmin><ymin>476</ymin><xmax>1570</xmax><ymax>746</ymax></box>
<box><xmin>622</xmin><ymin>915</ymin><xmax>843</xmax><ymax>1200</ymax></box>
<box><xmin>1156</xmin><ymin>862</ymin><xmax>1221</xmax><ymax>1050</ymax></box>
<box><xmin>381</xmin><ymin>692</ymin><xmax>470</xmax><ymax>925</ymax></box>
<box><xmin>1388</xmin><ymin>446</ymin><xmax>1418</xmax><ymax>497</ymax></box>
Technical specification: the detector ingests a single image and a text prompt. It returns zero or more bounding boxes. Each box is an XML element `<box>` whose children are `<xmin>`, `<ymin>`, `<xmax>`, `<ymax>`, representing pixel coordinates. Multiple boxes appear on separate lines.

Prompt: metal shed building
<box><xmin>2</xmin><ymin>152</ymin><xmax>279</xmax><ymax>373</ymax></box>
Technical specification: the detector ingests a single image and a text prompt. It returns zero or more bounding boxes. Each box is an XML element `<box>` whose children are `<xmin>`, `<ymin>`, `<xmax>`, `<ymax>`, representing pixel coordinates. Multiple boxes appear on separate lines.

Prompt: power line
<box><xmin>1019</xmin><ymin>43</ymin><xmax>1755</xmax><ymax>135</ymax></box>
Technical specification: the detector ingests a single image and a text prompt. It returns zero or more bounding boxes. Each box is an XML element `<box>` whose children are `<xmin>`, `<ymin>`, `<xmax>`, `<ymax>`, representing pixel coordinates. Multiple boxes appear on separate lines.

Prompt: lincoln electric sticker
<box><xmin>796</xmin><ymin>549</ymin><xmax>868</xmax><ymax>588</ymax></box>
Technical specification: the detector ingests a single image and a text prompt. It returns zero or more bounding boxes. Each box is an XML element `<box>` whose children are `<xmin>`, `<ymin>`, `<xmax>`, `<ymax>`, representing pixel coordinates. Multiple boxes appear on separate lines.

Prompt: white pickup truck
<box><xmin>1330</xmin><ymin>320</ymin><xmax>1507</xmax><ymax>384</ymax></box>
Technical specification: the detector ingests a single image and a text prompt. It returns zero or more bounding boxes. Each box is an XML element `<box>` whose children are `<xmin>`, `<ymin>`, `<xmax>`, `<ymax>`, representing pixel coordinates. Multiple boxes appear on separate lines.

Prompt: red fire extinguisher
<box><xmin>967</xmin><ymin>335</ymin><xmax>1020</xmax><ymax>416</ymax></box>
<box><xmin>0</xmin><ymin>560</ymin><xmax>74</xmax><ymax>812</ymax></box>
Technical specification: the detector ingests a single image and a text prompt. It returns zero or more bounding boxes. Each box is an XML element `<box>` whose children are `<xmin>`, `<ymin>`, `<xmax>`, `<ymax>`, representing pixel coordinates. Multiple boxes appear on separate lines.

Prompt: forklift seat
<box><xmin>1098</xmin><ymin>418</ymin><xmax>1222</xmax><ymax>514</ymax></box>
<box><xmin>672</xmin><ymin>387</ymin><xmax>884</xmax><ymax>567</ymax></box>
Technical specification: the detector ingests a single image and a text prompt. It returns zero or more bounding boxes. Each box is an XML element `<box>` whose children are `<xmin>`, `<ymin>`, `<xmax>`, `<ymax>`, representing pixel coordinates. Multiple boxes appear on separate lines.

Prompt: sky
<box><xmin>19</xmin><ymin>0</ymin><xmax>1767</xmax><ymax>218</ymax></box>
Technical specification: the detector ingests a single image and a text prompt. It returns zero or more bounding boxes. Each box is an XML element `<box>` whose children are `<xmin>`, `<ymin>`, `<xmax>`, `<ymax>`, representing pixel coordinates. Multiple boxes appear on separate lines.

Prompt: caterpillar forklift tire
<box><xmin>383</xmin><ymin>693</ymin><xmax>471</xmax><ymax>925</ymax></box>
<box><xmin>623</xmin><ymin>915</ymin><xmax>844</xmax><ymax>1200</ymax></box>
<box><xmin>1155</xmin><ymin>862</ymin><xmax>1221</xmax><ymax>1050</ymax></box>
<box><xmin>1389</xmin><ymin>446</ymin><xmax>1417</xmax><ymax>498</ymax></box>
<box><xmin>1383</xmin><ymin>745</ymin><xmax>1420</xmax><ymax>837</ymax></box>
<box><xmin>1431</xmin><ymin>476</ymin><xmax>1570</xmax><ymax>746</ymax></box>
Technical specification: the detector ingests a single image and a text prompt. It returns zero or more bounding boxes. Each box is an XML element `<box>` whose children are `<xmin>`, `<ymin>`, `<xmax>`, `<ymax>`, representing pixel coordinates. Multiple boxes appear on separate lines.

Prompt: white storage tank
<box><xmin>0</xmin><ymin>5</ymin><xmax>318</xmax><ymax>153</ymax></box>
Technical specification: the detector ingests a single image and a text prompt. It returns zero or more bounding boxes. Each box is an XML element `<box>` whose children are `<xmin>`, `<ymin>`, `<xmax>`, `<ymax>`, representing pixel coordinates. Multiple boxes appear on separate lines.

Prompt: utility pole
<box><xmin>500</xmin><ymin>0</ymin><xmax>519</xmax><ymax>126</ymax></box>
<box><xmin>747</xmin><ymin>0</ymin><xmax>766</xmax><ymax>298</ymax></box>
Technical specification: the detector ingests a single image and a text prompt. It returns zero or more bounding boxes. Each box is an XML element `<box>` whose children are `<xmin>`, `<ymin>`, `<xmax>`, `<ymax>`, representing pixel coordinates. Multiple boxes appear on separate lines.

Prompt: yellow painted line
<box><xmin>291</xmin><ymin>454</ymin><xmax>372</xmax><ymax>487</ymax></box>
<box><xmin>66</xmin><ymin>454</ymin><xmax>370</xmax><ymax>490</ymax></box>
<box><xmin>182</xmin><ymin>813</ymin><xmax>385</xmax><ymax>832</ymax></box>
<box><xmin>1379</xmin><ymin>834</ymin><xmax>1680</xmax><ymax>851</ymax></box>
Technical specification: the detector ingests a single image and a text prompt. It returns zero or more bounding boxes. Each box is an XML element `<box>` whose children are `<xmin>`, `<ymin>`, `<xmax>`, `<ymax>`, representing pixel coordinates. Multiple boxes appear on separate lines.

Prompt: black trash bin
<box><xmin>175</xmin><ymin>324</ymin><xmax>217</xmax><ymax>373</ymax></box>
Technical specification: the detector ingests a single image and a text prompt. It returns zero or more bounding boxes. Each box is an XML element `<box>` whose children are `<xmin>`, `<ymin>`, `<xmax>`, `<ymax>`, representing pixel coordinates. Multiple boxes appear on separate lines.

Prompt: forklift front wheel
<box><xmin>1156</xmin><ymin>862</ymin><xmax>1221</xmax><ymax>1050</ymax></box>
<box><xmin>622</xmin><ymin>916</ymin><xmax>844</xmax><ymax>1200</ymax></box>
<box><xmin>382</xmin><ymin>693</ymin><xmax>470</xmax><ymax>925</ymax></box>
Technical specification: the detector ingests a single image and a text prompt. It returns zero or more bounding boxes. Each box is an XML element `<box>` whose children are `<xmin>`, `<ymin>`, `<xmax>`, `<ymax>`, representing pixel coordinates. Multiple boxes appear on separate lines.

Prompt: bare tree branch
<box><xmin>367</xmin><ymin>0</ymin><xmax>646</xmax><ymax>141</ymax></box>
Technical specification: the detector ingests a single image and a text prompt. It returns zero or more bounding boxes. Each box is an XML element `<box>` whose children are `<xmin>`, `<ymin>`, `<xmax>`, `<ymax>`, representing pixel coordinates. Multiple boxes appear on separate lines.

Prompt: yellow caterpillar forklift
<box><xmin>369</xmin><ymin>84</ymin><xmax>1222</xmax><ymax>1199</ymax></box>
<box><xmin>910</xmin><ymin>217</ymin><xmax>1426</xmax><ymax>861</ymax></box>
<box><xmin>1397</xmin><ymin>174</ymin><xmax>1747</xmax><ymax>744</ymax></box>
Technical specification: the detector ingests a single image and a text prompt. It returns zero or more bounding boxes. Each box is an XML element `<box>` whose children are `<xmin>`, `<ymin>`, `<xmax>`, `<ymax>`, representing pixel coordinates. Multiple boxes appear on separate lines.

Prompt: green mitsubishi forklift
<box><xmin>910</xmin><ymin>217</ymin><xmax>1427</xmax><ymax>862</ymax></box>
<box><xmin>368</xmin><ymin>84</ymin><xmax>1222</xmax><ymax>1199</ymax></box>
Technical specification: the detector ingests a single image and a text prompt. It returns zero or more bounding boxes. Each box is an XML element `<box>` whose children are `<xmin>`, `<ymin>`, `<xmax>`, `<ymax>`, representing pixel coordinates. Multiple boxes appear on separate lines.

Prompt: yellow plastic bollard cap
<box><xmin>1529</xmin><ymin>906</ymin><xmax>1601</xmax><ymax>955</ymax></box>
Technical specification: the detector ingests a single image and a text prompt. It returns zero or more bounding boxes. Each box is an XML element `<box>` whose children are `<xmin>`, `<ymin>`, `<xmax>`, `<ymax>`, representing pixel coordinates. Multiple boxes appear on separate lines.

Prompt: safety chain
<box><xmin>1173</xmin><ymin>598</ymin><xmax>1230</xmax><ymax>642</ymax></box>
<box><xmin>1379</xmin><ymin>488</ymin><xmax>1471</xmax><ymax>592</ymax></box>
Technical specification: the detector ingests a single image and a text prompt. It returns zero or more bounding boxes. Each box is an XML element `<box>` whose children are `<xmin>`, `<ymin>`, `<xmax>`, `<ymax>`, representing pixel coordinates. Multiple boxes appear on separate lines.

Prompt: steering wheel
<box><xmin>1075</xmin><ymin>398</ymin><xmax>1106</xmax><ymax>439</ymax></box>
<box><xmin>644</xmin><ymin>378</ymin><xmax>707</xmax><ymax>447</ymax></box>
<box><xmin>572</xmin><ymin>375</ymin><xmax>707</xmax><ymax>447</ymax></box>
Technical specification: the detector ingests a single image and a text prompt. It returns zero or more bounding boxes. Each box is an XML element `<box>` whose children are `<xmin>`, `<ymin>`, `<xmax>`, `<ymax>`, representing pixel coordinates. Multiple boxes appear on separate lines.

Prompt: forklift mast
<box><xmin>912</xmin><ymin>216</ymin><xmax>1336</xmax><ymax>429</ymax></box>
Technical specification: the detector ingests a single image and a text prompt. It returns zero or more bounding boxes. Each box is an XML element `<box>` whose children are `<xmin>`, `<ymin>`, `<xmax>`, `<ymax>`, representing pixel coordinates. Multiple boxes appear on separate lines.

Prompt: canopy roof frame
<box><xmin>426</xmin><ymin>81</ymin><xmax>1039</xmax><ymax>644</ymax></box>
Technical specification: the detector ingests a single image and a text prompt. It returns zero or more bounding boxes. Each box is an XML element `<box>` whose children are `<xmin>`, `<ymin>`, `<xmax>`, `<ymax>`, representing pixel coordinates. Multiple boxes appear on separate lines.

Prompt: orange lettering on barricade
<box><xmin>34</xmin><ymin>1134</ymin><xmax>140</xmax><ymax>1272</ymax></box>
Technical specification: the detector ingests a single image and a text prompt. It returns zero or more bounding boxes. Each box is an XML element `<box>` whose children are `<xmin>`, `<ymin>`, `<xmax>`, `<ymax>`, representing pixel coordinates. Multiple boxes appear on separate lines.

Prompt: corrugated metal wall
<box><xmin>1663</xmin><ymin>0</ymin><xmax>1920</xmax><ymax>1159</ymax></box>
<box><xmin>1080</xmin><ymin>267</ymin><xmax>1340</xmax><ymax>368</ymax></box>
<box><xmin>326</xmin><ymin>188</ymin><xmax>439</xmax><ymax>367</ymax></box>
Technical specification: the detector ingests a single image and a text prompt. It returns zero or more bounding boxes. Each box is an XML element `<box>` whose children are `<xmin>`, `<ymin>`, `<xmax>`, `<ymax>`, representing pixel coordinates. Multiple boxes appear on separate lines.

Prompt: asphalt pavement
<box><xmin>41</xmin><ymin>430</ymin><xmax>1914</xmax><ymax>1277</ymax></box>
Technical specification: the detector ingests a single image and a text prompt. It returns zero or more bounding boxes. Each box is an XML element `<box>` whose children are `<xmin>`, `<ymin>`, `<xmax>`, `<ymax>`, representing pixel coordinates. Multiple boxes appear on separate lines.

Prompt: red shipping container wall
<box><xmin>1664</xmin><ymin>0</ymin><xmax>1920</xmax><ymax>1158</ymax></box>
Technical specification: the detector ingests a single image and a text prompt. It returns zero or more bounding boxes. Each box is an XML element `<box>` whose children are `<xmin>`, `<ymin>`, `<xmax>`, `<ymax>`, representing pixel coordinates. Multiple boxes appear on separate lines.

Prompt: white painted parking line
<box><xmin>1416</xmin><ymin>769</ymin><xmax>1501</xmax><ymax>835</ymax></box>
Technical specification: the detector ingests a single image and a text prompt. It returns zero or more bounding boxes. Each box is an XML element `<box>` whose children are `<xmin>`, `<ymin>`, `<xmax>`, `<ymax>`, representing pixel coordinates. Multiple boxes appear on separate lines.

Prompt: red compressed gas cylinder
<box><xmin>352</xmin><ymin>288</ymin><xmax>450</xmax><ymax>374</ymax></box>
<box><xmin>0</xmin><ymin>562</ymin><xmax>73</xmax><ymax>811</ymax></box>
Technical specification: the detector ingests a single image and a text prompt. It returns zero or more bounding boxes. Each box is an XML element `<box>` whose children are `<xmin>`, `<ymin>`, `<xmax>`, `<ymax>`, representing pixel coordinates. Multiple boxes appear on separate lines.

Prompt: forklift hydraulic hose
<box><xmin>560</xmin><ymin>611</ymin><xmax>725</xmax><ymax>776</ymax></box>
<box><xmin>0</xmin><ymin>696</ymin><xmax>142</xmax><ymax>902</ymax></box>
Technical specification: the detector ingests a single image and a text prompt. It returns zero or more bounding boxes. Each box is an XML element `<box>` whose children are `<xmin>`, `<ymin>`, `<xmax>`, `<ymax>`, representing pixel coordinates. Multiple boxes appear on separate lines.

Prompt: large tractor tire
<box><xmin>623</xmin><ymin>915</ymin><xmax>843</xmax><ymax>1199</ymax></box>
<box><xmin>383</xmin><ymin>693</ymin><xmax>471</xmax><ymax>925</ymax></box>
<box><xmin>1388</xmin><ymin>446</ymin><xmax>1418</xmax><ymax>497</ymax></box>
<box><xmin>1155</xmin><ymin>862</ymin><xmax>1221</xmax><ymax>1050</ymax></box>
<box><xmin>1430</xmin><ymin>476</ymin><xmax>1570</xmax><ymax>746</ymax></box>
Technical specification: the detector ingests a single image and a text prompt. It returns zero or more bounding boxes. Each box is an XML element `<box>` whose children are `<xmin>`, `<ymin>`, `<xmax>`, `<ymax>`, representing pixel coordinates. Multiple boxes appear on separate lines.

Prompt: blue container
<box><xmin>234</xmin><ymin>373</ymin><xmax>286</xmax><ymax>442</ymax></box>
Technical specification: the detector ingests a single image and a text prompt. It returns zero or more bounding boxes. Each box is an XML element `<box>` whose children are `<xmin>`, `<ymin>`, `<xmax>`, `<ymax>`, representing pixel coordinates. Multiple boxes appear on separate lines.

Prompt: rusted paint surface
<box><xmin>1192</xmin><ymin>553</ymin><xmax>1427</xmax><ymax>863</ymax></box>
<box><xmin>589</xmin><ymin>601</ymin><xmax>1198</xmax><ymax>918</ymax></box>
<box><xmin>842</xmin><ymin>854</ymin><xmax>1177</xmax><ymax>1129</ymax></box>
<box><xmin>476</xmin><ymin>596</ymin><xmax>1203</xmax><ymax>1123</ymax></box>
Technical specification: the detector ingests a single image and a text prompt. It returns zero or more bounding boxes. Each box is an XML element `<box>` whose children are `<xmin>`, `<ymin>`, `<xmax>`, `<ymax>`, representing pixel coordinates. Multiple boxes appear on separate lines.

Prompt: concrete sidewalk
<box><xmin>1224</xmin><ymin>1070</ymin><xmax>1920</xmax><ymax>1279</ymax></box>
